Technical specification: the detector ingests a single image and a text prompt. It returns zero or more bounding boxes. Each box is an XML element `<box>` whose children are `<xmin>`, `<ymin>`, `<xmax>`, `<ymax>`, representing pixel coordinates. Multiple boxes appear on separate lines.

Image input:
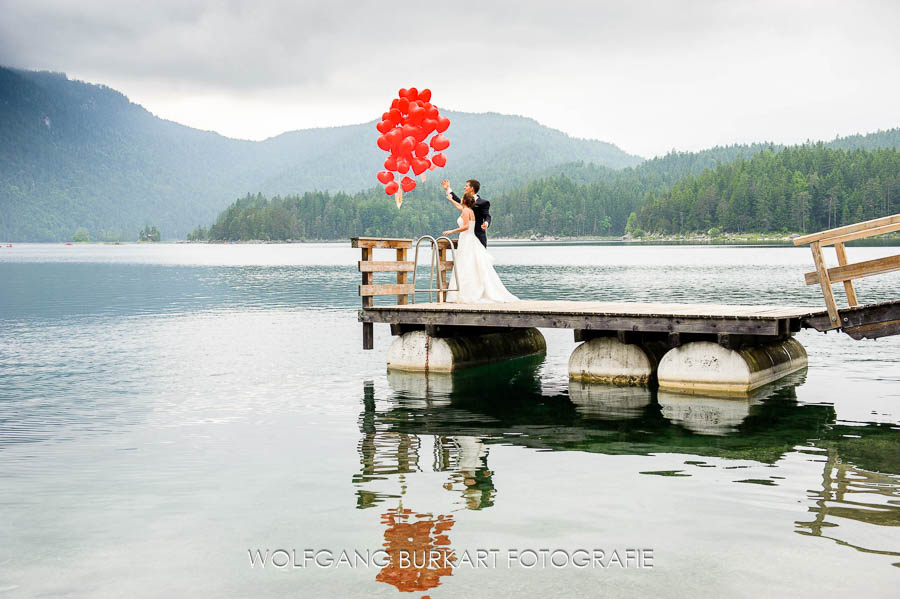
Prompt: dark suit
<box><xmin>451</xmin><ymin>192</ymin><xmax>491</xmax><ymax>247</ymax></box>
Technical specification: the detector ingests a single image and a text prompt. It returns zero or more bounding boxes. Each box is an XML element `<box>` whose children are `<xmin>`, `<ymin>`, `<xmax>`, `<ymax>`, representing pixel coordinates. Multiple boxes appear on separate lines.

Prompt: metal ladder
<box><xmin>411</xmin><ymin>235</ymin><xmax>459</xmax><ymax>303</ymax></box>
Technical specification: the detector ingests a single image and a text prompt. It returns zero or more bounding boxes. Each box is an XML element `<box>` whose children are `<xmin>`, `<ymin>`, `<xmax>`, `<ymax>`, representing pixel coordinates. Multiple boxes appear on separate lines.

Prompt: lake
<box><xmin>0</xmin><ymin>242</ymin><xmax>898</xmax><ymax>597</ymax></box>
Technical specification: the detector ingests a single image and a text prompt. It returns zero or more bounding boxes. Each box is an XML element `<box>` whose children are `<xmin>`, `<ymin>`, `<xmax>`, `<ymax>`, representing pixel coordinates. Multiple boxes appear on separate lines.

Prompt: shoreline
<box><xmin>9</xmin><ymin>233</ymin><xmax>900</xmax><ymax>245</ymax></box>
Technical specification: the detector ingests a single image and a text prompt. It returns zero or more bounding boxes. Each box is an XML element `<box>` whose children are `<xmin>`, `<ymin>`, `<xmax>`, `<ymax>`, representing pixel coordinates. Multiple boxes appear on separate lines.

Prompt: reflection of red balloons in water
<box><xmin>401</xmin><ymin>176</ymin><xmax>417</xmax><ymax>192</ymax></box>
<box><xmin>431</xmin><ymin>153</ymin><xmax>446</xmax><ymax>167</ymax></box>
<box><xmin>376</xmin><ymin>507</ymin><xmax>456</xmax><ymax>594</ymax></box>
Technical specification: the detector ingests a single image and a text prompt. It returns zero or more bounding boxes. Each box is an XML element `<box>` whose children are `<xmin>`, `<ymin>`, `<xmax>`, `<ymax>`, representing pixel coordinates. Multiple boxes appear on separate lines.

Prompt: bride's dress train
<box><xmin>445</xmin><ymin>217</ymin><xmax>518</xmax><ymax>303</ymax></box>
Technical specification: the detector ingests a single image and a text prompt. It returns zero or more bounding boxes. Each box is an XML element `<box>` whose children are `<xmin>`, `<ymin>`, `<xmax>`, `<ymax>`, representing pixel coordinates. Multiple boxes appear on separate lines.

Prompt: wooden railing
<box><xmin>351</xmin><ymin>236</ymin><xmax>456</xmax><ymax>349</ymax></box>
<box><xmin>794</xmin><ymin>214</ymin><xmax>900</xmax><ymax>329</ymax></box>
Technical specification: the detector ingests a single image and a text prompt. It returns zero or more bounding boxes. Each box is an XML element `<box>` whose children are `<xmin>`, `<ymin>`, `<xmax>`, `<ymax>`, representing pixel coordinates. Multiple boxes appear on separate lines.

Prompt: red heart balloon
<box><xmin>376</xmin><ymin>120</ymin><xmax>393</xmax><ymax>134</ymax></box>
<box><xmin>399</xmin><ymin>136</ymin><xmax>416</xmax><ymax>156</ymax></box>
<box><xmin>396</xmin><ymin>157</ymin><xmax>410</xmax><ymax>174</ymax></box>
<box><xmin>397</xmin><ymin>88</ymin><xmax>409</xmax><ymax>99</ymax></box>
<box><xmin>382</xmin><ymin>111</ymin><xmax>390</xmax><ymax>121</ymax></box>
<box><xmin>411</xmin><ymin>157</ymin><xmax>430</xmax><ymax>176</ymax></box>
<box><xmin>407</xmin><ymin>87</ymin><xmax>418</xmax><ymax>101</ymax></box>
<box><xmin>401</xmin><ymin>176</ymin><xmax>417</xmax><ymax>192</ymax></box>
<box><xmin>397</xmin><ymin>97</ymin><xmax>410</xmax><ymax>114</ymax></box>
<box><xmin>384</xmin><ymin>155</ymin><xmax>399</xmax><ymax>171</ymax></box>
<box><xmin>421</xmin><ymin>118</ymin><xmax>437</xmax><ymax>134</ymax></box>
<box><xmin>413</xmin><ymin>127</ymin><xmax>428</xmax><ymax>143</ymax></box>
<box><xmin>436</xmin><ymin>116</ymin><xmax>450</xmax><ymax>133</ymax></box>
<box><xmin>388</xmin><ymin>108</ymin><xmax>402</xmax><ymax>124</ymax></box>
<box><xmin>419</xmin><ymin>89</ymin><xmax>432</xmax><ymax>103</ymax></box>
<box><xmin>431</xmin><ymin>153</ymin><xmax>446</xmax><ymax>167</ymax></box>
<box><xmin>400</xmin><ymin>123</ymin><xmax>418</xmax><ymax>138</ymax></box>
<box><xmin>430</xmin><ymin>133</ymin><xmax>450</xmax><ymax>151</ymax></box>
<box><xmin>407</xmin><ymin>105</ymin><xmax>425</xmax><ymax>125</ymax></box>
<box><xmin>385</xmin><ymin>181</ymin><xmax>399</xmax><ymax>195</ymax></box>
<box><xmin>376</xmin><ymin>135</ymin><xmax>391</xmax><ymax>151</ymax></box>
<box><xmin>414</xmin><ymin>142</ymin><xmax>429</xmax><ymax>158</ymax></box>
<box><xmin>377</xmin><ymin>171</ymin><xmax>394</xmax><ymax>184</ymax></box>
<box><xmin>386</xmin><ymin>129</ymin><xmax>403</xmax><ymax>151</ymax></box>
<box><xmin>427</xmin><ymin>106</ymin><xmax>439</xmax><ymax>119</ymax></box>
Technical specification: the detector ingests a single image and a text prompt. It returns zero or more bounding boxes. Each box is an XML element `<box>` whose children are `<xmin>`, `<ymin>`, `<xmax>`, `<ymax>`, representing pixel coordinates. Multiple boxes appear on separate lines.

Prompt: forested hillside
<box><xmin>0</xmin><ymin>67</ymin><xmax>640</xmax><ymax>241</ymax></box>
<box><xmin>633</xmin><ymin>145</ymin><xmax>900</xmax><ymax>234</ymax></box>
<box><xmin>194</xmin><ymin>144</ymin><xmax>900</xmax><ymax>241</ymax></box>
<box><xmin>5</xmin><ymin>66</ymin><xmax>900</xmax><ymax>241</ymax></box>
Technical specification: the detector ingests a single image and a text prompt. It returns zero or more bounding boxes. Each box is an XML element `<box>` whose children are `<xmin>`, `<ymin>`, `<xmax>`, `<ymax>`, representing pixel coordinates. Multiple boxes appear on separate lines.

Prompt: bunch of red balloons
<box><xmin>375</xmin><ymin>87</ymin><xmax>450</xmax><ymax>203</ymax></box>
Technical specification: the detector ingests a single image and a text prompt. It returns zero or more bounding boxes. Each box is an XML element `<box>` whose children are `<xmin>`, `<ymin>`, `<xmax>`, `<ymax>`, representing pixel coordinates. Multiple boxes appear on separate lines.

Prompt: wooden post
<box><xmin>396</xmin><ymin>248</ymin><xmax>408</xmax><ymax>305</ymax></box>
<box><xmin>361</xmin><ymin>247</ymin><xmax>373</xmax><ymax>308</ymax></box>
<box><xmin>361</xmin><ymin>246</ymin><xmax>373</xmax><ymax>348</ymax></box>
<box><xmin>834</xmin><ymin>242</ymin><xmax>858</xmax><ymax>307</ymax></box>
<box><xmin>811</xmin><ymin>241</ymin><xmax>840</xmax><ymax>329</ymax></box>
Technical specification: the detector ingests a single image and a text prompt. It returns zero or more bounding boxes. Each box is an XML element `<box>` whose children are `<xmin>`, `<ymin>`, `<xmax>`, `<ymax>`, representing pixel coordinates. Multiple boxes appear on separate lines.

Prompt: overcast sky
<box><xmin>1</xmin><ymin>0</ymin><xmax>898</xmax><ymax>157</ymax></box>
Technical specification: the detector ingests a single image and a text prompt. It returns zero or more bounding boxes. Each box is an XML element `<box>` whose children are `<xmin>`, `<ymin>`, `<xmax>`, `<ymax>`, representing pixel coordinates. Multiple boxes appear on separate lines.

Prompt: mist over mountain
<box><xmin>0</xmin><ymin>67</ymin><xmax>641</xmax><ymax>240</ymax></box>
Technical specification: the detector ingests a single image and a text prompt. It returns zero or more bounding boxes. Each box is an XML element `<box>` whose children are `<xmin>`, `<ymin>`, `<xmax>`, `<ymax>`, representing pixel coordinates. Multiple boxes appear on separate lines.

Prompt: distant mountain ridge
<box><xmin>0</xmin><ymin>67</ymin><xmax>641</xmax><ymax>240</ymax></box>
<box><xmin>3</xmin><ymin>66</ymin><xmax>899</xmax><ymax>241</ymax></box>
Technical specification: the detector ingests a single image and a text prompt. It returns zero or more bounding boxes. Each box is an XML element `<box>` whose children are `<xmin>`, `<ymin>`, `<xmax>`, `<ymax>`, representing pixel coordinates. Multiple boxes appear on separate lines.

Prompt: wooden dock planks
<box><xmin>359</xmin><ymin>300</ymin><xmax>826</xmax><ymax>336</ymax></box>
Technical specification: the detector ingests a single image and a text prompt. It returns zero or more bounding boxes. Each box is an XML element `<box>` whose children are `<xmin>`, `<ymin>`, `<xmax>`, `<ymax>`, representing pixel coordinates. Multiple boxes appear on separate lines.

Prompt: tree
<box><xmin>73</xmin><ymin>227</ymin><xmax>90</xmax><ymax>242</ymax></box>
<box><xmin>139</xmin><ymin>225</ymin><xmax>161</xmax><ymax>242</ymax></box>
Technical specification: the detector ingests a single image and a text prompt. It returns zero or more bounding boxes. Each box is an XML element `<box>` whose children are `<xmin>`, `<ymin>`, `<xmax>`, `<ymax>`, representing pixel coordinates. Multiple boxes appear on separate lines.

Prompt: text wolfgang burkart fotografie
<box><xmin>248</xmin><ymin>547</ymin><xmax>654</xmax><ymax>570</ymax></box>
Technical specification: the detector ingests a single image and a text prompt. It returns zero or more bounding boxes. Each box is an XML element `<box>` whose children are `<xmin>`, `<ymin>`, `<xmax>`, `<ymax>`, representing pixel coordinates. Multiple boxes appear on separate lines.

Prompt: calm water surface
<box><xmin>1</xmin><ymin>242</ymin><xmax>898</xmax><ymax>597</ymax></box>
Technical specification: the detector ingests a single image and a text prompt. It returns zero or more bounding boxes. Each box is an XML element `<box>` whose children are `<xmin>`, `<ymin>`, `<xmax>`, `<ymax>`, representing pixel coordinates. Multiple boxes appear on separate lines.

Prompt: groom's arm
<box><xmin>481</xmin><ymin>200</ymin><xmax>491</xmax><ymax>229</ymax></box>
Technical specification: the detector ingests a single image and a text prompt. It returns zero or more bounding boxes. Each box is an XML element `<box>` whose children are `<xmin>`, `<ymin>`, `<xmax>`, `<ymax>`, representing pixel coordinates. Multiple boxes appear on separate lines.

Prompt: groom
<box><xmin>441</xmin><ymin>179</ymin><xmax>491</xmax><ymax>247</ymax></box>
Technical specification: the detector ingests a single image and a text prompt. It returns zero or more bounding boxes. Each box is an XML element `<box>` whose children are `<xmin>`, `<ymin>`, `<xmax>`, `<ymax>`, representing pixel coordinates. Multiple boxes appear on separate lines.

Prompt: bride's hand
<box><xmin>442</xmin><ymin>230</ymin><xmax>452</xmax><ymax>237</ymax></box>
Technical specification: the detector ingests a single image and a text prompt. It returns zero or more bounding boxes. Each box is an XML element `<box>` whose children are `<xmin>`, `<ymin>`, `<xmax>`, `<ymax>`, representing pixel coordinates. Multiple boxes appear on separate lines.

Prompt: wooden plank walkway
<box><xmin>359</xmin><ymin>300</ymin><xmax>826</xmax><ymax>336</ymax></box>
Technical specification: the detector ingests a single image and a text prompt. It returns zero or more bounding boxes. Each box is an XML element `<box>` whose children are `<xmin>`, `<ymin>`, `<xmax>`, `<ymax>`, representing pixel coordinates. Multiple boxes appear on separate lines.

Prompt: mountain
<box><xmin>0</xmin><ymin>67</ymin><xmax>641</xmax><ymax>241</ymax></box>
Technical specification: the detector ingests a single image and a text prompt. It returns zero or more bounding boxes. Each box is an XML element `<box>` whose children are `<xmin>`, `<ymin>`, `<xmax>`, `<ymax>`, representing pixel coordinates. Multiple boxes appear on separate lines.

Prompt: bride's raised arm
<box><xmin>446</xmin><ymin>190</ymin><xmax>463</xmax><ymax>211</ymax></box>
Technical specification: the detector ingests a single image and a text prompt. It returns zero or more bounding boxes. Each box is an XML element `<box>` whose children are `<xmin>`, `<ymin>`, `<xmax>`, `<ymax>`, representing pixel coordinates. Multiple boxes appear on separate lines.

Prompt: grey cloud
<box><xmin>1</xmin><ymin>0</ymin><xmax>899</xmax><ymax>155</ymax></box>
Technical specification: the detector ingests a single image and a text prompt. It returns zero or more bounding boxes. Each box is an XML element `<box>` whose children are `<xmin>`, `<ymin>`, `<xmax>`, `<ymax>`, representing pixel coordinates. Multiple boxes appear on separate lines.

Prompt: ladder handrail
<box><xmin>412</xmin><ymin>235</ymin><xmax>438</xmax><ymax>303</ymax></box>
<box><xmin>434</xmin><ymin>236</ymin><xmax>460</xmax><ymax>303</ymax></box>
<box><xmin>411</xmin><ymin>235</ymin><xmax>459</xmax><ymax>303</ymax></box>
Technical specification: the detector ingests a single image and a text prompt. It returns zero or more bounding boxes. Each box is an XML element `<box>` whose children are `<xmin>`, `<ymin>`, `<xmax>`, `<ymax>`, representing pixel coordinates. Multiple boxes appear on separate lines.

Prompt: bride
<box><xmin>441</xmin><ymin>190</ymin><xmax>518</xmax><ymax>303</ymax></box>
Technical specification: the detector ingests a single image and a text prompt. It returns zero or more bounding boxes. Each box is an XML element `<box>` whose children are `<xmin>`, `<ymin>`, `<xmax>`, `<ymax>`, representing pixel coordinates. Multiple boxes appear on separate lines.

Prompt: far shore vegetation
<box><xmin>188</xmin><ymin>144</ymin><xmax>900</xmax><ymax>243</ymax></box>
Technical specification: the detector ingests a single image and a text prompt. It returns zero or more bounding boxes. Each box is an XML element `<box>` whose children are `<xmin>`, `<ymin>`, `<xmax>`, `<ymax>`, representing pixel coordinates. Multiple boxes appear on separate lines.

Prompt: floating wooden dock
<box><xmin>350</xmin><ymin>214</ymin><xmax>899</xmax><ymax>393</ymax></box>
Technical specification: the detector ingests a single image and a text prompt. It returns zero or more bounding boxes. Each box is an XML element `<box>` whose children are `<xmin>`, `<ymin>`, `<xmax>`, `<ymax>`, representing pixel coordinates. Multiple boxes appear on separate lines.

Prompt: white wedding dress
<box><xmin>445</xmin><ymin>216</ymin><xmax>518</xmax><ymax>303</ymax></box>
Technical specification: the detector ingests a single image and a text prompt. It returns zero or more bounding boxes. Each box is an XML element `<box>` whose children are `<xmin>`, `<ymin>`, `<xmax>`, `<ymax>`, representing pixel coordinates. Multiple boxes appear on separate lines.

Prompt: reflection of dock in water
<box><xmin>353</xmin><ymin>358</ymin><xmax>900</xmax><ymax>567</ymax></box>
<box><xmin>375</xmin><ymin>357</ymin><xmax>835</xmax><ymax>462</ymax></box>
<box><xmin>797</xmin><ymin>448</ymin><xmax>900</xmax><ymax>565</ymax></box>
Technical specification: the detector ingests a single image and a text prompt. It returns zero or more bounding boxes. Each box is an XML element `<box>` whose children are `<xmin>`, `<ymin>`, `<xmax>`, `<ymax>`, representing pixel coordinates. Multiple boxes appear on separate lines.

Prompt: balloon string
<box><xmin>421</xmin><ymin>174</ymin><xmax>427</xmax><ymax>182</ymax></box>
<box><xmin>395</xmin><ymin>190</ymin><xmax>403</xmax><ymax>208</ymax></box>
